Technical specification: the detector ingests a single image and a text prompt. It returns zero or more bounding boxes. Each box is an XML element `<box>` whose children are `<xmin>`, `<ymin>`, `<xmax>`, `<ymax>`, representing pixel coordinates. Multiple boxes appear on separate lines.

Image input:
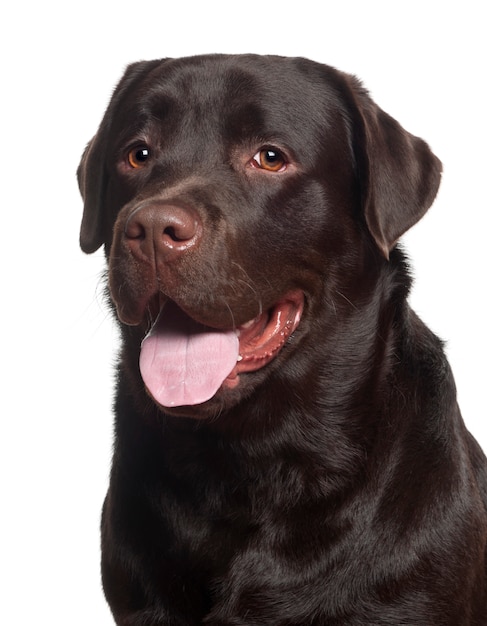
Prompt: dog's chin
<box><xmin>134</xmin><ymin>290</ymin><xmax>305</xmax><ymax>419</ymax></box>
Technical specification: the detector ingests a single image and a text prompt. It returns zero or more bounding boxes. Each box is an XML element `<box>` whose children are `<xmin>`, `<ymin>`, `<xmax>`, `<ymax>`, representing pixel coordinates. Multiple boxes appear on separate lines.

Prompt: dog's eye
<box><xmin>127</xmin><ymin>145</ymin><xmax>151</xmax><ymax>169</ymax></box>
<box><xmin>252</xmin><ymin>148</ymin><xmax>287</xmax><ymax>172</ymax></box>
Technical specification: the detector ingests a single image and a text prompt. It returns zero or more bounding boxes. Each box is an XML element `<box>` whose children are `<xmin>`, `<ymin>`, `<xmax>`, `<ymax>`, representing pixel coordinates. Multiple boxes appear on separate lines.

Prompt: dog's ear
<box><xmin>342</xmin><ymin>74</ymin><xmax>442</xmax><ymax>259</ymax></box>
<box><xmin>78</xmin><ymin>60</ymin><xmax>165</xmax><ymax>254</ymax></box>
<box><xmin>78</xmin><ymin>134</ymin><xmax>106</xmax><ymax>253</ymax></box>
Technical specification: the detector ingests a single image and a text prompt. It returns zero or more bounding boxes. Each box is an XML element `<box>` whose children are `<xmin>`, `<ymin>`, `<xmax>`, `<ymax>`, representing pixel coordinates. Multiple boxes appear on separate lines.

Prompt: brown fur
<box><xmin>79</xmin><ymin>54</ymin><xmax>487</xmax><ymax>624</ymax></box>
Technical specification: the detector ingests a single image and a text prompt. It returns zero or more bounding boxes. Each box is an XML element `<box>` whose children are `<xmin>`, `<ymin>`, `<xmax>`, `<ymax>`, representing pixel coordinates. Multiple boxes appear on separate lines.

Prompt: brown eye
<box><xmin>252</xmin><ymin>148</ymin><xmax>287</xmax><ymax>172</ymax></box>
<box><xmin>127</xmin><ymin>145</ymin><xmax>151</xmax><ymax>169</ymax></box>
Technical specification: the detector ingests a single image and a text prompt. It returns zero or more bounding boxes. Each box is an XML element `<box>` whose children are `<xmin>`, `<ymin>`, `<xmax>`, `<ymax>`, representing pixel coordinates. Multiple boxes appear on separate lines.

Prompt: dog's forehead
<box><xmin>144</xmin><ymin>55</ymin><xmax>333</xmax><ymax>103</ymax></box>
<box><xmin>124</xmin><ymin>55</ymin><xmax>346</xmax><ymax>145</ymax></box>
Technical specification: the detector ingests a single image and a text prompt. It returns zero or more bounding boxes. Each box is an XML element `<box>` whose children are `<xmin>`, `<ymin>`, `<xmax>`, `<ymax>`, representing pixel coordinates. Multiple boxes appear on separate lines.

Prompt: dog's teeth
<box><xmin>237</xmin><ymin>355</ymin><xmax>243</xmax><ymax>362</ymax></box>
<box><xmin>240</xmin><ymin>319</ymin><xmax>256</xmax><ymax>330</ymax></box>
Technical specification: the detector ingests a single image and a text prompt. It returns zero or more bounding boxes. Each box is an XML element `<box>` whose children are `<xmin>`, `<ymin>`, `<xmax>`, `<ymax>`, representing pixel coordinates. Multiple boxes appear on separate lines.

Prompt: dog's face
<box><xmin>78</xmin><ymin>54</ymin><xmax>441</xmax><ymax>418</ymax></box>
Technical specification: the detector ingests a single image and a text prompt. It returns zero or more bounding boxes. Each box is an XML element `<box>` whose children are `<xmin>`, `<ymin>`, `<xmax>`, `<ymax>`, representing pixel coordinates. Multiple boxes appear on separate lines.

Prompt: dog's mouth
<box><xmin>139</xmin><ymin>290</ymin><xmax>304</xmax><ymax>409</ymax></box>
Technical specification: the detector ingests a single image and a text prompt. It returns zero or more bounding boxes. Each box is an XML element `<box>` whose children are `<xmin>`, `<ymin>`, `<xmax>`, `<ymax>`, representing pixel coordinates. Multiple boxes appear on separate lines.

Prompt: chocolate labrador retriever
<box><xmin>78</xmin><ymin>54</ymin><xmax>487</xmax><ymax>624</ymax></box>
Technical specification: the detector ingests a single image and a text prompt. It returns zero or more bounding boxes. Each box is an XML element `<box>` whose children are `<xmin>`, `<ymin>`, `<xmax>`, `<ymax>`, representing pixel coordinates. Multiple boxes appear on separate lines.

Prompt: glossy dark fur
<box><xmin>78</xmin><ymin>54</ymin><xmax>487</xmax><ymax>624</ymax></box>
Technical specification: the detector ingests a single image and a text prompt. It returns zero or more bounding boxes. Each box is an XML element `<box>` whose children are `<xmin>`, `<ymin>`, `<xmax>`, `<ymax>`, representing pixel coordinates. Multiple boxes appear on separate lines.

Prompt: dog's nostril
<box><xmin>163</xmin><ymin>218</ymin><xmax>198</xmax><ymax>243</ymax></box>
<box><xmin>125</xmin><ymin>218</ymin><xmax>145</xmax><ymax>240</ymax></box>
<box><xmin>164</xmin><ymin>226</ymin><xmax>185</xmax><ymax>242</ymax></box>
<box><xmin>164</xmin><ymin>226</ymin><xmax>176</xmax><ymax>240</ymax></box>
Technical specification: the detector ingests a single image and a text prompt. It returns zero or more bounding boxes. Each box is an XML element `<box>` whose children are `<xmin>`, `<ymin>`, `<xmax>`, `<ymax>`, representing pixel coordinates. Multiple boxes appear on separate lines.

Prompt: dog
<box><xmin>78</xmin><ymin>54</ymin><xmax>487</xmax><ymax>625</ymax></box>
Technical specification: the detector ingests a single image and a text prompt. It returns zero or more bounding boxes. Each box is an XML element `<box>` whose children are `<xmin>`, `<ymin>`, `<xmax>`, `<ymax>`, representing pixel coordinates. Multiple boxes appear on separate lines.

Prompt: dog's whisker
<box><xmin>335</xmin><ymin>290</ymin><xmax>358</xmax><ymax>311</ymax></box>
<box><xmin>223</xmin><ymin>299</ymin><xmax>237</xmax><ymax>330</ymax></box>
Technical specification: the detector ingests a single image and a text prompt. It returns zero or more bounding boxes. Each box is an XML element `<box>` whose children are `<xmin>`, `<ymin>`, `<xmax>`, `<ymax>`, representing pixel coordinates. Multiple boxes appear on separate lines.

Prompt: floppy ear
<box><xmin>78</xmin><ymin>134</ymin><xmax>106</xmax><ymax>253</ymax></box>
<box><xmin>78</xmin><ymin>59</ymin><xmax>165</xmax><ymax>254</ymax></box>
<box><xmin>343</xmin><ymin>74</ymin><xmax>442</xmax><ymax>259</ymax></box>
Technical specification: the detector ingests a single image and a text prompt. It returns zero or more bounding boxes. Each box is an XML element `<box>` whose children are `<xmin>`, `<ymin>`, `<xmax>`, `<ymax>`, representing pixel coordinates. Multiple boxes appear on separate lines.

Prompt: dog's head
<box><xmin>78</xmin><ymin>54</ymin><xmax>441</xmax><ymax>418</ymax></box>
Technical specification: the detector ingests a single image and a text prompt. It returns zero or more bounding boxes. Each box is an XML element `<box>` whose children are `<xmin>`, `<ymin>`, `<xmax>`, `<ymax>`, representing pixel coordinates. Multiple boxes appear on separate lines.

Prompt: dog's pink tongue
<box><xmin>140</xmin><ymin>303</ymin><xmax>239</xmax><ymax>407</ymax></box>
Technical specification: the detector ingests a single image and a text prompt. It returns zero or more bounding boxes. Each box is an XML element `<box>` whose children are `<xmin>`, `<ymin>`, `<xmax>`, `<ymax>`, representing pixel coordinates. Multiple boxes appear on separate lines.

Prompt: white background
<box><xmin>1</xmin><ymin>1</ymin><xmax>485</xmax><ymax>623</ymax></box>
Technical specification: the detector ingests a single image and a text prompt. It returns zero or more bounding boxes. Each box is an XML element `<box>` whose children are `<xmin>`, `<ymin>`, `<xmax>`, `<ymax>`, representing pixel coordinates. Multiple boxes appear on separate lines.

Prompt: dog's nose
<box><xmin>124</xmin><ymin>203</ymin><xmax>201</xmax><ymax>261</ymax></box>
